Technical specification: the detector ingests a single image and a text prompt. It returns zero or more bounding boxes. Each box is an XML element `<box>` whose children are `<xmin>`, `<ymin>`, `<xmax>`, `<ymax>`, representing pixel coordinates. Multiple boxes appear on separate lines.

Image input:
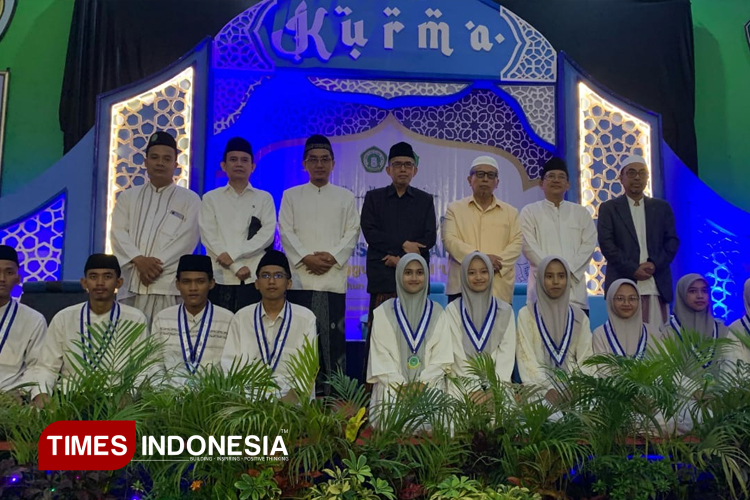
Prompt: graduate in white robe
<box><xmin>726</xmin><ymin>278</ymin><xmax>750</xmax><ymax>366</ymax></box>
<box><xmin>442</xmin><ymin>252</ymin><xmax>516</xmax><ymax>396</ymax></box>
<box><xmin>366</xmin><ymin>254</ymin><xmax>452</xmax><ymax>414</ymax></box>
<box><xmin>519</xmin><ymin>158</ymin><xmax>597</xmax><ymax>311</ymax></box>
<box><xmin>516</xmin><ymin>256</ymin><xmax>593</xmax><ymax>400</ymax></box>
<box><xmin>221</xmin><ymin>250</ymin><xmax>317</xmax><ymax>402</ymax></box>
<box><xmin>27</xmin><ymin>254</ymin><xmax>148</xmax><ymax>405</ymax></box>
<box><xmin>279</xmin><ymin>134</ymin><xmax>359</xmax><ymax>395</ymax></box>
<box><xmin>150</xmin><ymin>255</ymin><xmax>234</xmax><ymax>387</ymax></box>
<box><xmin>592</xmin><ymin>278</ymin><xmax>663</xmax><ymax>358</ymax></box>
<box><xmin>662</xmin><ymin>274</ymin><xmax>728</xmax><ymax>363</ymax></box>
<box><xmin>0</xmin><ymin>245</ymin><xmax>47</xmax><ymax>396</ymax></box>
<box><xmin>111</xmin><ymin>131</ymin><xmax>201</xmax><ymax>323</ymax></box>
<box><xmin>199</xmin><ymin>137</ymin><xmax>276</xmax><ymax>312</ymax></box>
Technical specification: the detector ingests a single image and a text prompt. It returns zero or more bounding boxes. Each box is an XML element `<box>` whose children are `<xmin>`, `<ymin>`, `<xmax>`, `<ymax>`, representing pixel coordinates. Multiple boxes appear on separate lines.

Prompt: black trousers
<box><xmin>286</xmin><ymin>290</ymin><xmax>346</xmax><ymax>396</ymax></box>
<box><xmin>208</xmin><ymin>282</ymin><xmax>261</xmax><ymax>313</ymax></box>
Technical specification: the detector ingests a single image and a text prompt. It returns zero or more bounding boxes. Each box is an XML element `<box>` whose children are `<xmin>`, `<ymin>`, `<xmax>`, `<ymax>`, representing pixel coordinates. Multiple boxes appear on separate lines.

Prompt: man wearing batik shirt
<box><xmin>200</xmin><ymin>137</ymin><xmax>276</xmax><ymax>312</ymax></box>
<box><xmin>150</xmin><ymin>255</ymin><xmax>234</xmax><ymax>386</ymax></box>
<box><xmin>0</xmin><ymin>245</ymin><xmax>47</xmax><ymax>397</ymax></box>
<box><xmin>222</xmin><ymin>250</ymin><xmax>317</xmax><ymax>402</ymax></box>
<box><xmin>279</xmin><ymin>134</ymin><xmax>359</xmax><ymax>395</ymax></box>
<box><xmin>111</xmin><ymin>131</ymin><xmax>201</xmax><ymax>323</ymax></box>
<box><xmin>28</xmin><ymin>254</ymin><xmax>147</xmax><ymax>406</ymax></box>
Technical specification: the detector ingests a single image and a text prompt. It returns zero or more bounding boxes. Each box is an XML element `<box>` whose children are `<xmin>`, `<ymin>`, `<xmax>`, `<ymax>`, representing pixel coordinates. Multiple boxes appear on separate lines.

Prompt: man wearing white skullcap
<box><xmin>598</xmin><ymin>154</ymin><xmax>679</xmax><ymax>324</ymax></box>
<box><xmin>441</xmin><ymin>155</ymin><xmax>522</xmax><ymax>304</ymax></box>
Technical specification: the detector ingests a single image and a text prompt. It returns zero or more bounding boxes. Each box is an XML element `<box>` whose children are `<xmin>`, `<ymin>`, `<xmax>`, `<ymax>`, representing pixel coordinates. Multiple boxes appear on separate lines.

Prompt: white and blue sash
<box><xmin>394</xmin><ymin>298</ymin><xmax>432</xmax><ymax>354</ymax></box>
<box><xmin>0</xmin><ymin>301</ymin><xmax>19</xmax><ymax>357</ymax></box>
<box><xmin>178</xmin><ymin>302</ymin><xmax>214</xmax><ymax>375</ymax></box>
<box><xmin>604</xmin><ymin>320</ymin><xmax>648</xmax><ymax>360</ymax></box>
<box><xmin>461</xmin><ymin>297</ymin><xmax>498</xmax><ymax>353</ymax></box>
<box><xmin>535</xmin><ymin>303</ymin><xmax>574</xmax><ymax>367</ymax></box>
<box><xmin>254</xmin><ymin>301</ymin><xmax>292</xmax><ymax>372</ymax></box>
<box><xmin>79</xmin><ymin>302</ymin><xmax>121</xmax><ymax>367</ymax></box>
<box><xmin>670</xmin><ymin>314</ymin><xmax>718</xmax><ymax>368</ymax></box>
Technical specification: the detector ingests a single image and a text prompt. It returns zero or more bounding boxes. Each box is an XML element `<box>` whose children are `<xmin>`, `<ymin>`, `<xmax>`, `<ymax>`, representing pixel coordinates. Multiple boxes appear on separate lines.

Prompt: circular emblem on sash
<box><xmin>407</xmin><ymin>355</ymin><xmax>420</xmax><ymax>369</ymax></box>
<box><xmin>0</xmin><ymin>0</ymin><xmax>17</xmax><ymax>42</ymax></box>
<box><xmin>361</xmin><ymin>146</ymin><xmax>386</xmax><ymax>173</ymax></box>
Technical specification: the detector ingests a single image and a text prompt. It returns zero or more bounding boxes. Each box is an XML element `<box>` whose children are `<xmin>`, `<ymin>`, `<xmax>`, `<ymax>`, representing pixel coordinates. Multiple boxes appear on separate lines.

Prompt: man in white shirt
<box><xmin>151</xmin><ymin>255</ymin><xmax>234</xmax><ymax>386</ymax></box>
<box><xmin>279</xmin><ymin>134</ymin><xmax>359</xmax><ymax>395</ymax></box>
<box><xmin>111</xmin><ymin>131</ymin><xmax>201</xmax><ymax>323</ymax></box>
<box><xmin>28</xmin><ymin>254</ymin><xmax>148</xmax><ymax>406</ymax></box>
<box><xmin>222</xmin><ymin>250</ymin><xmax>317</xmax><ymax>402</ymax></box>
<box><xmin>598</xmin><ymin>155</ymin><xmax>679</xmax><ymax>324</ymax></box>
<box><xmin>200</xmin><ymin>137</ymin><xmax>276</xmax><ymax>312</ymax></box>
<box><xmin>0</xmin><ymin>245</ymin><xmax>47</xmax><ymax>398</ymax></box>
<box><xmin>519</xmin><ymin>158</ymin><xmax>597</xmax><ymax>312</ymax></box>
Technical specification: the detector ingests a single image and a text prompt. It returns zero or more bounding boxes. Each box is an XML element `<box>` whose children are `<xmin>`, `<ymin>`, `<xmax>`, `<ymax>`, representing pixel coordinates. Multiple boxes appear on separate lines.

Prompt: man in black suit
<box><xmin>597</xmin><ymin>155</ymin><xmax>679</xmax><ymax>324</ymax></box>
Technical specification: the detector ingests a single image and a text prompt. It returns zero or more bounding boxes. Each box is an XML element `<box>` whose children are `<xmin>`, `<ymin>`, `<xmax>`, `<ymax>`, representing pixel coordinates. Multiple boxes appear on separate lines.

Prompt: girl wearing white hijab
<box><xmin>593</xmin><ymin>279</ymin><xmax>663</xmax><ymax>358</ymax></box>
<box><xmin>442</xmin><ymin>252</ymin><xmax>516</xmax><ymax>391</ymax></box>
<box><xmin>366</xmin><ymin>254</ymin><xmax>452</xmax><ymax>412</ymax></box>
<box><xmin>516</xmin><ymin>256</ymin><xmax>593</xmax><ymax>396</ymax></box>
<box><xmin>724</xmin><ymin>279</ymin><xmax>750</xmax><ymax>366</ymax></box>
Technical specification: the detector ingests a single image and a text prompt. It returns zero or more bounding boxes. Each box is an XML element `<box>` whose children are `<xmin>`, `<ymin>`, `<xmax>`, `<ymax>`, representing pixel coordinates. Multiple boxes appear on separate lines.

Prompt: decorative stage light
<box><xmin>577</xmin><ymin>81</ymin><xmax>652</xmax><ymax>296</ymax></box>
<box><xmin>104</xmin><ymin>67</ymin><xmax>195</xmax><ymax>254</ymax></box>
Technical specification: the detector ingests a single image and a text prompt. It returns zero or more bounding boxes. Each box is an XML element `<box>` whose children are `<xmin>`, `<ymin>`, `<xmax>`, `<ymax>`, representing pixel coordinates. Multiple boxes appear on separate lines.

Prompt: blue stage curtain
<box><xmin>496</xmin><ymin>0</ymin><xmax>696</xmax><ymax>172</ymax></box>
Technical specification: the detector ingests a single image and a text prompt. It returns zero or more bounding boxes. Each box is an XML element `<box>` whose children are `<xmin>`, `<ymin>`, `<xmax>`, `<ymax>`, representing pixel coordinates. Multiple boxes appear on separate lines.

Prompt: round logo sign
<box><xmin>361</xmin><ymin>146</ymin><xmax>386</xmax><ymax>173</ymax></box>
<box><xmin>0</xmin><ymin>0</ymin><xmax>17</xmax><ymax>42</ymax></box>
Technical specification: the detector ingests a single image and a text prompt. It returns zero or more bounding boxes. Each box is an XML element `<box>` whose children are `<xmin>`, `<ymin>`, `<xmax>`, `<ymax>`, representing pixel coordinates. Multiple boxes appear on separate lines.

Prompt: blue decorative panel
<box><xmin>0</xmin><ymin>192</ymin><xmax>66</xmax><ymax>298</ymax></box>
<box><xmin>697</xmin><ymin>219</ymin><xmax>742</xmax><ymax>322</ymax></box>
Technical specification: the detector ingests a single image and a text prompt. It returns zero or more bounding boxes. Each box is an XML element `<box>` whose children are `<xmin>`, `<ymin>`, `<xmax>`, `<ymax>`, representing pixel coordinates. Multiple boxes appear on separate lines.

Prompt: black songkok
<box><xmin>177</xmin><ymin>255</ymin><xmax>214</xmax><ymax>280</ymax></box>
<box><xmin>388</xmin><ymin>142</ymin><xmax>416</xmax><ymax>162</ymax></box>
<box><xmin>0</xmin><ymin>245</ymin><xmax>18</xmax><ymax>264</ymax></box>
<box><xmin>84</xmin><ymin>254</ymin><xmax>121</xmax><ymax>277</ymax></box>
<box><xmin>303</xmin><ymin>134</ymin><xmax>333</xmax><ymax>160</ymax></box>
<box><xmin>256</xmin><ymin>249</ymin><xmax>291</xmax><ymax>278</ymax></box>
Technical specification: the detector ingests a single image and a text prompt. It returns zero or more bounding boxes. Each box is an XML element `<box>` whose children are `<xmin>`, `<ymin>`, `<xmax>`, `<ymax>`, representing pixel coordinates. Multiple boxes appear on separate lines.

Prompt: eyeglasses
<box><xmin>544</xmin><ymin>173</ymin><xmax>568</xmax><ymax>181</ymax></box>
<box><xmin>258</xmin><ymin>272</ymin><xmax>288</xmax><ymax>280</ymax></box>
<box><xmin>305</xmin><ymin>156</ymin><xmax>332</xmax><ymax>166</ymax></box>
<box><xmin>471</xmin><ymin>170</ymin><xmax>498</xmax><ymax>179</ymax></box>
<box><xmin>613</xmin><ymin>296</ymin><xmax>639</xmax><ymax>304</ymax></box>
<box><xmin>624</xmin><ymin>169</ymin><xmax>649</xmax><ymax>179</ymax></box>
<box><xmin>390</xmin><ymin>161</ymin><xmax>415</xmax><ymax>170</ymax></box>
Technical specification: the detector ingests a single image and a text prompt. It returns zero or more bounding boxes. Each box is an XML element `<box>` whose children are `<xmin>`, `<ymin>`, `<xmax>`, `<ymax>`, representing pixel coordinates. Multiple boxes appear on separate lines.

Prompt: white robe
<box><xmin>519</xmin><ymin>199</ymin><xmax>597</xmax><ymax>309</ymax></box>
<box><xmin>726</xmin><ymin>317</ymin><xmax>750</xmax><ymax>366</ymax></box>
<box><xmin>279</xmin><ymin>182</ymin><xmax>360</xmax><ymax>294</ymax></box>
<box><xmin>0</xmin><ymin>300</ymin><xmax>47</xmax><ymax>393</ymax></box>
<box><xmin>366</xmin><ymin>301</ymin><xmax>452</xmax><ymax>411</ymax></box>
<box><xmin>221</xmin><ymin>301</ymin><xmax>317</xmax><ymax>398</ymax></box>
<box><xmin>150</xmin><ymin>302</ymin><xmax>234</xmax><ymax>386</ymax></box>
<box><xmin>25</xmin><ymin>302</ymin><xmax>148</xmax><ymax>397</ymax></box>
<box><xmin>442</xmin><ymin>300</ymin><xmax>517</xmax><ymax>390</ymax></box>
<box><xmin>111</xmin><ymin>182</ymin><xmax>201</xmax><ymax>299</ymax></box>
<box><xmin>199</xmin><ymin>184</ymin><xmax>276</xmax><ymax>285</ymax></box>
<box><xmin>515</xmin><ymin>305</ymin><xmax>593</xmax><ymax>391</ymax></box>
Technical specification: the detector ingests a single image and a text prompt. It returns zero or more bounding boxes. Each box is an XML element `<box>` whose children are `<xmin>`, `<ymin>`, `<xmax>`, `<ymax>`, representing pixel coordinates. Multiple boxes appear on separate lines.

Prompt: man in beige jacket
<box><xmin>441</xmin><ymin>156</ymin><xmax>522</xmax><ymax>304</ymax></box>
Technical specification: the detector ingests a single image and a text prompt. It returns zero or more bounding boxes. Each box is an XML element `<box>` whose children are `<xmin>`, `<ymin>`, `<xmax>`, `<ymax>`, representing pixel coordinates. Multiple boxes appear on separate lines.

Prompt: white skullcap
<box><xmin>470</xmin><ymin>155</ymin><xmax>498</xmax><ymax>171</ymax></box>
<box><xmin>620</xmin><ymin>155</ymin><xmax>648</xmax><ymax>171</ymax></box>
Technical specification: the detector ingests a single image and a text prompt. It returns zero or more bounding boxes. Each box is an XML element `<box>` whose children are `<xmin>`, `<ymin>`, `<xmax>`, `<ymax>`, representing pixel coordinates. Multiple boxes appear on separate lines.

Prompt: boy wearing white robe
<box><xmin>222</xmin><ymin>250</ymin><xmax>317</xmax><ymax>402</ymax></box>
<box><xmin>150</xmin><ymin>255</ymin><xmax>234</xmax><ymax>386</ymax></box>
<box><xmin>0</xmin><ymin>245</ymin><xmax>47</xmax><ymax>396</ymax></box>
<box><xmin>111</xmin><ymin>131</ymin><xmax>201</xmax><ymax>323</ymax></box>
<box><xmin>27</xmin><ymin>254</ymin><xmax>148</xmax><ymax>405</ymax></box>
<box><xmin>366</xmin><ymin>254</ymin><xmax>452</xmax><ymax>413</ymax></box>
<box><xmin>199</xmin><ymin>137</ymin><xmax>276</xmax><ymax>312</ymax></box>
